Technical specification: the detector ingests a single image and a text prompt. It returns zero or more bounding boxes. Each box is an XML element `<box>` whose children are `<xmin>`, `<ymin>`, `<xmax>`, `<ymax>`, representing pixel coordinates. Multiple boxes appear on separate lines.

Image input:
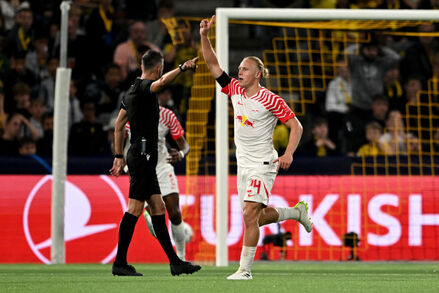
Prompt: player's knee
<box><xmin>242</xmin><ymin>208</ymin><xmax>258</xmax><ymax>227</ymax></box>
<box><xmin>127</xmin><ymin>206</ymin><xmax>143</xmax><ymax>217</ymax></box>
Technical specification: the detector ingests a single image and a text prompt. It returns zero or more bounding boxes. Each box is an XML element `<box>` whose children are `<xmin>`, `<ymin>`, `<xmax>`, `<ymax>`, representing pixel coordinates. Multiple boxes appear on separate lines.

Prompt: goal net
<box><xmin>162</xmin><ymin>8</ymin><xmax>439</xmax><ymax>265</ymax></box>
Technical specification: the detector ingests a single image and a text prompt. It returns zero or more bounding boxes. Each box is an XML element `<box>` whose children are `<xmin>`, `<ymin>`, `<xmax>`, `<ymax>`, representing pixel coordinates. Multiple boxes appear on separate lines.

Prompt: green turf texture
<box><xmin>1</xmin><ymin>262</ymin><xmax>438</xmax><ymax>293</ymax></box>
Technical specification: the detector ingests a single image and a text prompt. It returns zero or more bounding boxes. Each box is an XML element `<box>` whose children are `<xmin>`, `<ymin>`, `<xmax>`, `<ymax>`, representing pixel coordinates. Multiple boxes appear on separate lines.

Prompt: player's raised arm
<box><xmin>200</xmin><ymin>15</ymin><xmax>223</xmax><ymax>79</ymax></box>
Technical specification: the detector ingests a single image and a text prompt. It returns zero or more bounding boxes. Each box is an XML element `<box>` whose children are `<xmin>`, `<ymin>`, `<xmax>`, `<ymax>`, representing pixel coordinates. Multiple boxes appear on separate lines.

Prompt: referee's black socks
<box><xmin>114</xmin><ymin>212</ymin><xmax>138</xmax><ymax>265</ymax></box>
<box><xmin>151</xmin><ymin>214</ymin><xmax>182</xmax><ymax>264</ymax></box>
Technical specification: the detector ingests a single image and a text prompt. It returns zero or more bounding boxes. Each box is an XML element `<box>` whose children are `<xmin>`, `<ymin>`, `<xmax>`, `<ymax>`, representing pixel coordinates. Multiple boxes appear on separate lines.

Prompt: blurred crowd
<box><xmin>0</xmin><ymin>0</ymin><xmax>194</xmax><ymax>157</ymax></box>
<box><xmin>0</xmin><ymin>0</ymin><xmax>438</xmax><ymax>160</ymax></box>
<box><xmin>271</xmin><ymin>0</ymin><xmax>439</xmax><ymax>158</ymax></box>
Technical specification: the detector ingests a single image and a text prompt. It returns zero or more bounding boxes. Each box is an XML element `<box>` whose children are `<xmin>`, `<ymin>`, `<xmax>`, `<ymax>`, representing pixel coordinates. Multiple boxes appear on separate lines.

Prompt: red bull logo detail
<box><xmin>236</xmin><ymin>115</ymin><xmax>254</xmax><ymax>127</ymax></box>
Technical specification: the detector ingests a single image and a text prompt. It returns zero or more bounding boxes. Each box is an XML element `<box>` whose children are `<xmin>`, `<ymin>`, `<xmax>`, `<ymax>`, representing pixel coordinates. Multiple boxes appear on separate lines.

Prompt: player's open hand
<box><xmin>200</xmin><ymin>15</ymin><xmax>215</xmax><ymax>37</ymax></box>
<box><xmin>109</xmin><ymin>157</ymin><xmax>125</xmax><ymax>177</ymax></box>
<box><xmin>273</xmin><ymin>153</ymin><xmax>293</xmax><ymax>172</ymax></box>
<box><xmin>181</xmin><ymin>56</ymin><xmax>199</xmax><ymax>71</ymax></box>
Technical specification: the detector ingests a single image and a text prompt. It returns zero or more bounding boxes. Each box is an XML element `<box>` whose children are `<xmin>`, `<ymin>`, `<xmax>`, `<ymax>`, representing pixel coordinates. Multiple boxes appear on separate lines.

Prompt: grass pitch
<box><xmin>1</xmin><ymin>262</ymin><xmax>438</xmax><ymax>293</ymax></box>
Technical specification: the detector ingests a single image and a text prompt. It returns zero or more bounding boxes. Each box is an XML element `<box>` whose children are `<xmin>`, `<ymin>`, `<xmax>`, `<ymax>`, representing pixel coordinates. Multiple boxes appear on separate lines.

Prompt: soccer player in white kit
<box><xmin>124</xmin><ymin>105</ymin><xmax>191</xmax><ymax>260</ymax></box>
<box><xmin>200</xmin><ymin>16</ymin><xmax>313</xmax><ymax>280</ymax></box>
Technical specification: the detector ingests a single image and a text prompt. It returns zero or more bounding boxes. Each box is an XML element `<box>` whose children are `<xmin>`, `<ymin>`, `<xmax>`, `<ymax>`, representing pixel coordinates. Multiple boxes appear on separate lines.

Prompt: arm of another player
<box><xmin>109</xmin><ymin>108</ymin><xmax>128</xmax><ymax>177</ymax></box>
<box><xmin>200</xmin><ymin>15</ymin><xmax>223</xmax><ymax>79</ymax></box>
<box><xmin>168</xmin><ymin>136</ymin><xmax>190</xmax><ymax>164</ymax></box>
<box><xmin>273</xmin><ymin>117</ymin><xmax>303</xmax><ymax>171</ymax></box>
<box><xmin>150</xmin><ymin>57</ymin><xmax>198</xmax><ymax>93</ymax></box>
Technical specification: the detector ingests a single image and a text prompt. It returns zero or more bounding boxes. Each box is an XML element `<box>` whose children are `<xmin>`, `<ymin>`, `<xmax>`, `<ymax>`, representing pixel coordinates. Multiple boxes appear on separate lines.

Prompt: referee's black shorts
<box><xmin>126</xmin><ymin>145</ymin><xmax>161</xmax><ymax>201</ymax></box>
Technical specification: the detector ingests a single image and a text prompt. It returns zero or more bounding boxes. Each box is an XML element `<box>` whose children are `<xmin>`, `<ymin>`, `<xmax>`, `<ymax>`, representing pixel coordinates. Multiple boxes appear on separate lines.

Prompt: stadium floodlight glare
<box><xmin>214</xmin><ymin>7</ymin><xmax>439</xmax><ymax>267</ymax></box>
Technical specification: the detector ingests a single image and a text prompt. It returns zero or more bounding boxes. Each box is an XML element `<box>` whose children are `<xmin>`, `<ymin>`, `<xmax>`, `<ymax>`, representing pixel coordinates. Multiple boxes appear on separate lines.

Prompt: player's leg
<box><xmin>148</xmin><ymin>194</ymin><xmax>201</xmax><ymax>275</ymax></box>
<box><xmin>228</xmin><ymin>168</ymin><xmax>266</xmax><ymax>280</ymax></box>
<box><xmin>112</xmin><ymin>198</ymin><xmax>144</xmax><ymax>276</ymax></box>
<box><xmin>163</xmin><ymin>193</ymin><xmax>187</xmax><ymax>260</ymax></box>
<box><xmin>143</xmin><ymin>204</ymin><xmax>157</xmax><ymax>238</ymax></box>
<box><xmin>259</xmin><ymin>202</ymin><xmax>313</xmax><ymax>233</ymax></box>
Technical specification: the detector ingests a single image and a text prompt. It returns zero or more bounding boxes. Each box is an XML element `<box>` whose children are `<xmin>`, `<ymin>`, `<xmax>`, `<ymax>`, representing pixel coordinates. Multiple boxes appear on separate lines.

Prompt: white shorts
<box><xmin>156</xmin><ymin>162</ymin><xmax>179</xmax><ymax>196</ymax></box>
<box><xmin>237</xmin><ymin>163</ymin><xmax>277</xmax><ymax>209</ymax></box>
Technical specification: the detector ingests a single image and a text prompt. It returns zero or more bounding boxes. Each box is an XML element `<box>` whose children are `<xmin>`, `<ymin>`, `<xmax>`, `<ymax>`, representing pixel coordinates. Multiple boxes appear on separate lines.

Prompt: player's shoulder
<box><xmin>256</xmin><ymin>87</ymin><xmax>283</xmax><ymax>102</ymax></box>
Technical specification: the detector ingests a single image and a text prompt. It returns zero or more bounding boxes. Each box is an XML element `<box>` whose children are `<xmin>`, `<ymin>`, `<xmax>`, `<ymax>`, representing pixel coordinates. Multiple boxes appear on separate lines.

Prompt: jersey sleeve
<box><xmin>161</xmin><ymin>108</ymin><xmax>185</xmax><ymax>140</ymax></box>
<box><xmin>220</xmin><ymin>77</ymin><xmax>241</xmax><ymax>98</ymax></box>
<box><xmin>263</xmin><ymin>93</ymin><xmax>295</xmax><ymax>123</ymax></box>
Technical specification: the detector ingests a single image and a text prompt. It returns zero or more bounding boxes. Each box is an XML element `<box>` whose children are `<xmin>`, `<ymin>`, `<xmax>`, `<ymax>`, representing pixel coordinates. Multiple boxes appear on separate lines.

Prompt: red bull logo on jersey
<box><xmin>236</xmin><ymin>115</ymin><xmax>254</xmax><ymax>127</ymax></box>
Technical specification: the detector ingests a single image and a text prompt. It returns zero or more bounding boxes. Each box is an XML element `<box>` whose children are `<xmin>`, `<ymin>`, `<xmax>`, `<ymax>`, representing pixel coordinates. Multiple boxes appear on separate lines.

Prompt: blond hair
<box><xmin>245</xmin><ymin>56</ymin><xmax>269</xmax><ymax>78</ymax></box>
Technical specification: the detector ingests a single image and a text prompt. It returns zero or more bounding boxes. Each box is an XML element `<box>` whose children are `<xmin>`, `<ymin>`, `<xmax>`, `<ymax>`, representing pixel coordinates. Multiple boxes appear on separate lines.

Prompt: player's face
<box><xmin>238</xmin><ymin>58</ymin><xmax>260</xmax><ymax>89</ymax></box>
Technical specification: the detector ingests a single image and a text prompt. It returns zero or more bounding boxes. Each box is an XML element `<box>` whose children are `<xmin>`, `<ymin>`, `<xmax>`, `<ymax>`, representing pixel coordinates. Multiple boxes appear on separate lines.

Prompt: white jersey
<box><xmin>221</xmin><ymin>77</ymin><xmax>295</xmax><ymax>167</ymax></box>
<box><xmin>125</xmin><ymin>106</ymin><xmax>185</xmax><ymax>165</ymax></box>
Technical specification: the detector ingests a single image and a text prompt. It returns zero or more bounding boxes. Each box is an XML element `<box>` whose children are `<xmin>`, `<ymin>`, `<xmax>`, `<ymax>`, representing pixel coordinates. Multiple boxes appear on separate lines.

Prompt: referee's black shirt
<box><xmin>122</xmin><ymin>78</ymin><xmax>159</xmax><ymax>153</ymax></box>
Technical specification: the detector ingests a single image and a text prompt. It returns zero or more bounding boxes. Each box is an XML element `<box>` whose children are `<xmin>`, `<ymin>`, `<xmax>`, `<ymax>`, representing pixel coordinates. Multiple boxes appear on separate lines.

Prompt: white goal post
<box><xmin>214</xmin><ymin>7</ymin><xmax>439</xmax><ymax>267</ymax></box>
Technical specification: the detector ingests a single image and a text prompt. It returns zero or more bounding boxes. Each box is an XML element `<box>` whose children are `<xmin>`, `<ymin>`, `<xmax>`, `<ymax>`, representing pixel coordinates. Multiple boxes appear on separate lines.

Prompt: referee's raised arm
<box><xmin>200</xmin><ymin>15</ymin><xmax>224</xmax><ymax>79</ymax></box>
<box><xmin>150</xmin><ymin>57</ymin><xmax>198</xmax><ymax>93</ymax></box>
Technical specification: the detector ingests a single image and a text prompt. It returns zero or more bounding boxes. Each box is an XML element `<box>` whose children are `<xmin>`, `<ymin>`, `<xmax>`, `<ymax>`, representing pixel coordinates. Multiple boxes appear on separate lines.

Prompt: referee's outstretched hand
<box><xmin>273</xmin><ymin>153</ymin><xmax>293</xmax><ymax>172</ymax></box>
<box><xmin>181</xmin><ymin>56</ymin><xmax>199</xmax><ymax>72</ymax></box>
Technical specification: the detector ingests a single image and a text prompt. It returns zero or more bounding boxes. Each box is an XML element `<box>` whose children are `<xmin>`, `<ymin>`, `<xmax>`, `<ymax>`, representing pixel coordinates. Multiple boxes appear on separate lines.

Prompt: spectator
<box><xmin>85</xmin><ymin>0</ymin><xmax>117</xmax><ymax>77</ymax></box>
<box><xmin>357</xmin><ymin>121</ymin><xmax>385</xmax><ymax>157</ymax></box>
<box><xmin>273</xmin><ymin>122</ymin><xmax>289</xmax><ymax>155</ymax></box>
<box><xmin>68</xmin><ymin>100</ymin><xmax>109</xmax><ymax>155</ymax></box>
<box><xmin>0</xmin><ymin>0</ymin><xmax>23</xmax><ymax>32</ymax></box>
<box><xmin>347</xmin><ymin>35</ymin><xmax>399</xmax><ymax>117</ymax></box>
<box><xmin>113</xmin><ymin>21</ymin><xmax>160</xmax><ymax>80</ymax></box>
<box><xmin>345</xmin><ymin>35</ymin><xmax>399</xmax><ymax>153</ymax></box>
<box><xmin>36</xmin><ymin>111</ymin><xmax>52</xmax><ymax>156</ymax></box>
<box><xmin>85</xmin><ymin>63</ymin><xmax>123</xmax><ymax>126</ymax></box>
<box><xmin>379</xmin><ymin>110</ymin><xmax>410</xmax><ymax>155</ymax></box>
<box><xmin>38</xmin><ymin>55</ymin><xmax>58</xmax><ymax>112</ymax></box>
<box><xmin>52</xmin><ymin>4</ymin><xmax>89</xmax><ymax>80</ymax></box>
<box><xmin>68</xmin><ymin>79</ymin><xmax>83</xmax><ymax>129</ymax></box>
<box><xmin>146</xmin><ymin>0</ymin><xmax>174</xmax><ymax>50</ymax></box>
<box><xmin>6</xmin><ymin>5</ymin><xmax>34</xmax><ymax>56</ymax></box>
<box><xmin>325</xmin><ymin>59</ymin><xmax>351</xmax><ymax>147</ymax></box>
<box><xmin>0</xmin><ymin>112</ymin><xmax>21</xmax><ymax>154</ymax></box>
<box><xmin>163</xmin><ymin>21</ymin><xmax>197</xmax><ymax>118</ymax></box>
<box><xmin>368</xmin><ymin>94</ymin><xmax>389</xmax><ymax>129</ymax></box>
<box><xmin>400</xmin><ymin>23</ymin><xmax>438</xmax><ymax>87</ymax></box>
<box><xmin>383</xmin><ymin>64</ymin><xmax>404</xmax><ymax>112</ymax></box>
<box><xmin>18</xmin><ymin>136</ymin><xmax>36</xmax><ymax>155</ymax></box>
<box><xmin>25</xmin><ymin>30</ymin><xmax>48</xmax><ymax>79</ymax></box>
<box><xmin>3</xmin><ymin>52</ymin><xmax>37</xmax><ymax>106</ymax></box>
<box><xmin>11</xmin><ymin>81</ymin><xmax>30</xmax><ymax>117</ymax></box>
<box><xmin>28</xmin><ymin>97</ymin><xmax>44</xmax><ymax>138</ymax></box>
<box><xmin>301</xmin><ymin>117</ymin><xmax>337</xmax><ymax>156</ymax></box>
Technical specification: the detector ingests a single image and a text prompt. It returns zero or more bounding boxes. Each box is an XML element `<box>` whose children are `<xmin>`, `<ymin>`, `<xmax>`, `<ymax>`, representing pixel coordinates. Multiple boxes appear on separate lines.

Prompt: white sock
<box><xmin>275</xmin><ymin>207</ymin><xmax>300</xmax><ymax>222</ymax></box>
<box><xmin>171</xmin><ymin>222</ymin><xmax>186</xmax><ymax>261</ymax></box>
<box><xmin>239</xmin><ymin>246</ymin><xmax>257</xmax><ymax>272</ymax></box>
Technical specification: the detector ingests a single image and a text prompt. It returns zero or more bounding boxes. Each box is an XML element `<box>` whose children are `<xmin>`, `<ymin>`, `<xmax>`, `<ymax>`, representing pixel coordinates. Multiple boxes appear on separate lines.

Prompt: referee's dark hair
<box><xmin>142</xmin><ymin>50</ymin><xmax>164</xmax><ymax>70</ymax></box>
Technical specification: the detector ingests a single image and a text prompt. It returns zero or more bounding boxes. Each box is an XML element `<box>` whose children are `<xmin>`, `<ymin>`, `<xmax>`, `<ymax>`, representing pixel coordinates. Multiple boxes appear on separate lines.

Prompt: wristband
<box><xmin>178</xmin><ymin>150</ymin><xmax>185</xmax><ymax>159</ymax></box>
<box><xmin>114</xmin><ymin>154</ymin><xmax>124</xmax><ymax>159</ymax></box>
<box><xmin>178</xmin><ymin>64</ymin><xmax>187</xmax><ymax>72</ymax></box>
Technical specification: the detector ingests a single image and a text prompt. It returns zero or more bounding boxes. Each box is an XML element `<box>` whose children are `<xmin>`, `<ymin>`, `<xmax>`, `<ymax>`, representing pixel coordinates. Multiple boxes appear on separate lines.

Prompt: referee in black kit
<box><xmin>109</xmin><ymin>50</ymin><xmax>200</xmax><ymax>276</ymax></box>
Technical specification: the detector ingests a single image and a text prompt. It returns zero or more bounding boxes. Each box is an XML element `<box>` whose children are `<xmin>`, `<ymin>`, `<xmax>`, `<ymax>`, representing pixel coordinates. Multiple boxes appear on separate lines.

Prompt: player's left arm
<box><xmin>168</xmin><ymin>136</ymin><xmax>190</xmax><ymax>164</ymax></box>
<box><xmin>273</xmin><ymin>117</ymin><xmax>303</xmax><ymax>171</ymax></box>
<box><xmin>150</xmin><ymin>57</ymin><xmax>198</xmax><ymax>93</ymax></box>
